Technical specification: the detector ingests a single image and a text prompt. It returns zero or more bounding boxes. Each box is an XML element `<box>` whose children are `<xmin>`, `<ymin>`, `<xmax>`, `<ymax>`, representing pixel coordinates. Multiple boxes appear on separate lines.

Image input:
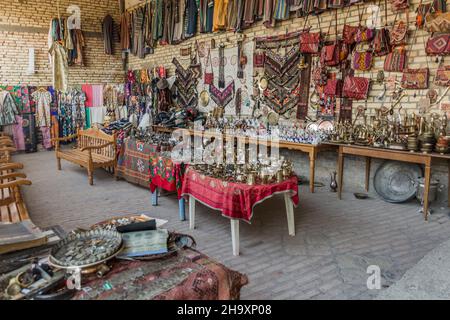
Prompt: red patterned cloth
<box><xmin>149</xmin><ymin>157</ymin><xmax>186</xmax><ymax>199</ymax></box>
<box><xmin>181</xmin><ymin>168</ymin><xmax>299</xmax><ymax>223</ymax></box>
<box><xmin>72</xmin><ymin>248</ymin><xmax>248</xmax><ymax>300</ymax></box>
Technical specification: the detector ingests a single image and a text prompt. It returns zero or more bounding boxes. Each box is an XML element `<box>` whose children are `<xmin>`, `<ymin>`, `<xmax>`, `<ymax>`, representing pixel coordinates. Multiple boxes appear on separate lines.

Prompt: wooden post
<box><xmin>423</xmin><ymin>160</ymin><xmax>432</xmax><ymax>221</ymax></box>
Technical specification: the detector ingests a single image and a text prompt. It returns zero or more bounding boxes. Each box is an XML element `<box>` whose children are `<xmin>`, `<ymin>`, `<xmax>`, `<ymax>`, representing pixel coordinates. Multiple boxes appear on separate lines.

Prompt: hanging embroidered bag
<box><xmin>320</xmin><ymin>10</ymin><xmax>340</xmax><ymax>67</ymax></box>
<box><xmin>390</xmin><ymin>20</ymin><xmax>408</xmax><ymax>47</ymax></box>
<box><xmin>426</xmin><ymin>34</ymin><xmax>450</xmax><ymax>55</ymax></box>
<box><xmin>343</xmin><ymin>76</ymin><xmax>370</xmax><ymax>100</ymax></box>
<box><xmin>374</xmin><ymin>28</ymin><xmax>391</xmax><ymax>56</ymax></box>
<box><xmin>434</xmin><ymin>63</ymin><xmax>450</xmax><ymax>86</ymax></box>
<box><xmin>204</xmin><ymin>48</ymin><xmax>214</xmax><ymax>85</ymax></box>
<box><xmin>425</xmin><ymin>12</ymin><xmax>450</xmax><ymax>32</ymax></box>
<box><xmin>384</xmin><ymin>47</ymin><xmax>407</xmax><ymax>72</ymax></box>
<box><xmin>190</xmin><ymin>41</ymin><xmax>202</xmax><ymax>79</ymax></box>
<box><xmin>324</xmin><ymin>79</ymin><xmax>342</xmax><ymax>97</ymax></box>
<box><xmin>352</xmin><ymin>45</ymin><xmax>374</xmax><ymax>71</ymax></box>
<box><xmin>300</xmin><ymin>15</ymin><xmax>322</xmax><ymax>55</ymax></box>
<box><xmin>401</xmin><ymin>68</ymin><xmax>429</xmax><ymax>89</ymax></box>
<box><xmin>390</xmin><ymin>0</ymin><xmax>409</xmax><ymax>11</ymax></box>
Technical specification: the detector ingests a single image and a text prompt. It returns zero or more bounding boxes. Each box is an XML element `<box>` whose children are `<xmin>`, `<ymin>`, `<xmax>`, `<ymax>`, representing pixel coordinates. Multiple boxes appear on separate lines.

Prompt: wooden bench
<box><xmin>53</xmin><ymin>128</ymin><xmax>117</xmax><ymax>185</ymax></box>
<box><xmin>0</xmin><ymin>163</ymin><xmax>32</xmax><ymax>223</ymax></box>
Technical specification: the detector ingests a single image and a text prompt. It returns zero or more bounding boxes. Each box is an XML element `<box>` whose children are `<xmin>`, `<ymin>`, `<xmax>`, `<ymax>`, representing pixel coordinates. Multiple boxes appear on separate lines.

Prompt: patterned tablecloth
<box><xmin>117</xmin><ymin>137</ymin><xmax>186</xmax><ymax>198</ymax></box>
<box><xmin>72</xmin><ymin>248</ymin><xmax>248</xmax><ymax>300</ymax></box>
<box><xmin>117</xmin><ymin>138</ymin><xmax>158</xmax><ymax>188</ymax></box>
<box><xmin>181</xmin><ymin>168</ymin><xmax>299</xmax><ymax>223</ymax></box>
<box><xmin>149</xmin><ymin>156</ymin><xmax>186</xmax><ymax>199</ymax></box>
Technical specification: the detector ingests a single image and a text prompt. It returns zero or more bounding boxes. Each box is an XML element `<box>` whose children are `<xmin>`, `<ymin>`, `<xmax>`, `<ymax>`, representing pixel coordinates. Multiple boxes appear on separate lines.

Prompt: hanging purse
<box><xmin>342</xmin><ymin>6</ymin><xmax>358</xmax><ymax>45</ymax></box>
<box><xmin>343</xmin><ymin>76</ymin><xmax>370</xmax><ymax>100</ymax></box>
<box><xmin>204</xmin><ymin>48</ymin><xmax>214</xmax><ymax>85</ymax></box>
<box><xmin>328</xmin><ymin>0</ymin><xmax>344</xmax><ymax>9</ymax></box>
<box><xmin>401</xmin><ymin>68</ymin><xmax>429</xmax><ymax>89</ymax></box>
<box><xmin>320</xmin><ymin>10</ymin><xmax>340</xmax><ymax>67</ymax></box>
<box><xmin>425</xmin><ymin>12</ymin><xmax>450</xmax><ymax>33</ymax></box>
<box><xmin>253</xmin><ymin>45</ymin><xmax>266</xmax><ymax>68</ymax></box>
<box><xmin>373</xmin><ymin>1</ymin><xmax>391</xmax><ymax>56</ymax></box>
<box><xmin>324</xmin><ymin>78</ymin><xmax>342</xmax><ymax>97</ymax></box>
<box><xmin>190</xmin><ymin>41</ymin><xmax>202</xmax><ymax>79</ymax></box>
<box><xmin>352</xmin><ymin>44</ymin><xmax>374</xmax><ymax>71</ymax></box>
<box><xmin>426</xmin><ymin>34</ymin><xmax>450</xmax><ymax>55</ymax></box>
<box><xmin>401</xmin><ymin>27</ymin><xmax>430</xmax><ymax>89</ymax></box>
<box><xmin>434</xmin><ymin>62</ymin><xmax>450</xmax><ymax>86</ymax></box>
<box><xmin>384</xmin><ymin>47</ymin><xmax>407</xmax><ymax>72</ymax></box>
<box><xmin>390</xmin><ymin>20</ymin><xmax>408</xmax><ymax>47</ymax></box>
<box><xmin>390</xmin><ymin>0</ymin><xmax>409</xmax><ymax>12</ymax></box>
<box><xmin>300</xmin><ymin>14</ymin><xmax>322</xmax><ymax>55</ymax></box>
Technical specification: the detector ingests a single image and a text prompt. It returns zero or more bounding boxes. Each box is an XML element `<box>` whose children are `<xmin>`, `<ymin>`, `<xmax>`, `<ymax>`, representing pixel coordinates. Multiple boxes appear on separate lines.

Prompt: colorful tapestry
<box><xmin>117</xmin><ymin>137</ymin><xmax>158</xmax><ymax>188</ymax></box>
<box><xmin>21</xmin><ymin>113</ymin><xmax>37</xmax><ymax>153</ymax></box>
<box><xmin>72</xmin><ymin>247</ymin><xmax>248</xmax><ymax>300</ymax></box>
<box><xmin>181</xmin><ymin>168</ymin><xmax>299</xmax><ymax>222</ymax></box>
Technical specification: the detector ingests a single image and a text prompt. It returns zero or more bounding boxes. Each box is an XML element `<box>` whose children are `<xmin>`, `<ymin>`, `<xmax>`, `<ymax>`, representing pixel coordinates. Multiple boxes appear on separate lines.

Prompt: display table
<box><xmin>181</xmin><ymin>167</ymin><xmax>299</xmax><ymax>256</ymax></box>
<box><xmin>154</xmin><ymin>126</ymin><xmax>335</xmax><ymax>193</ymax></box>
<box><xmin>330</xmin><ymin>143</ymin><xmax>450</xmax><ymax>221</ymax></box>
<box><xmin>72</xmin><ymin>247</ymin><xmax>248</xmax><ymax>300</ymax></box>
<box><xmin>117</xmin><ymin>137</ymin><xmax>186</xmax><ymax>220</ymax></box>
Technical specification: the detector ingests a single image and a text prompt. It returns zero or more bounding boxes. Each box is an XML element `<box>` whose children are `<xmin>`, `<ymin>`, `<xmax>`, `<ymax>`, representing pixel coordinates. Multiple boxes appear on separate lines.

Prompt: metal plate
<box><xmin>374</xmin><ymin>161</ymin><xmax>423</xmax><ymax>203</ymax></box>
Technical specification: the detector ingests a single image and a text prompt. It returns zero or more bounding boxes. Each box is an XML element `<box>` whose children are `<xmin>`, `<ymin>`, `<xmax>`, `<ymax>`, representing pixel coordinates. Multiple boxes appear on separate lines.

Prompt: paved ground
<box><xmin>15</xmin><ymin>151</ymin><xmax>450</xmax><ymax>300</ymax></box>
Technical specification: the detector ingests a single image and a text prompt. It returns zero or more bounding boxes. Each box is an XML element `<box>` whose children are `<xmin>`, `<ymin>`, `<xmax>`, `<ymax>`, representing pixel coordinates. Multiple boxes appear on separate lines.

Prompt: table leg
<box><xmin>423</xmin><ymin>164</ymin><xmax>431</xmax><ymax>221</ymax></box>
<box><xmin>179</xmin><ymin>197</ymin><xmax>186</xmax><ymax>221</ymax></box>
<box><xmin>309</xmin><ymin>151</ymin><xmax>316</xmax><ymax>193</ymax></box>
<box><xmin>365</xmin><ymin>157</ymin><xmax>371</xmax><ymax>192</ymax></box>
<box><xmin>151</xmin><ymin>188</ymin><xmax>158</xmax><ymax>206</ymax></box>
<box><xmin>338</xmin><ymin>148</ymin><xmax>344</xmax><ymax>200</ymax></box>
<box><xmin>231</xmin><ymin>219</ymin><xmax>240</xmax><ymax>256</ymax></box>
<box><xmin>189</xmin><ymin>196</ymin><xmax>196</xmax><ymax>229</ymax></box>
<box><xmin>284</xmin><ymin>194</ymin><xmax>295</xmax><ymax>236</ymax></box>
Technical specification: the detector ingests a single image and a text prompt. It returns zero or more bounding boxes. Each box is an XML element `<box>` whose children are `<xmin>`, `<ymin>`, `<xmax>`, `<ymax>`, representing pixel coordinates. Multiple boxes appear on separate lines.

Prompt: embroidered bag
<box><xmin>254</xmin><ymin>49</ymin><xmax>266</xmax><ymax>68</ymax></box>
<box><xmin>300</xmin><ymin>15</ymin><xmax>321</xmax><ymax>55</ymax></box>
<box><xmin>374</xmin><ymin>28</ymin><xmax>391</xmax><ymax>56</ymax></box>
<box><xmin>425</xmin><ymin>12</ymin><xmax>450</xmax><ymax>33</ymax></box>
<box><xmin>426</xmin><ymin>34</ymin><xmax>450</xmax><ymax>55</ymax></box>
<box><xmin>343</xmin><ymin>76</ymin><xmax>370</xmax><ymax>100</ymax></box>
<box><xmin>328</xmin><ymin>0</ymin><xmax>344</xmax><ymax>9</ymax></box>
<box><xmin>320</xmin><ymin>10</ymin><xmax>340</xmax><ymax>67</ymax></box>
<box><xmin>352</xmin><ymin>45</ymin><xmax>374</xmax><ymax>71</ymax></box>
<box><xmin>384</xmin><ymin>47</ymin><xmax>407</xmax><ymax>72</ymax></box>
<box><xmin>340</xmin><ymin>42</ymin><xmax>350</xmax><ymax>62</ymax></box>
<box><xmin>401</xmin><ymin>68</ymin><xmax>429</xmax><ymax>89</ymax></box>
<box><xmin>390</xmin><ymin>0</ymin><xmax>409</xmax><ymax>11</ymax></box>
<box><xmin>343</xmin><ymin>25</ymin><xmax>359</xmax><ymax>45</ymax></box>
<box><xmin>204</xmin><ymin>48</ymin><xmax>214</xmax><ymax>85</ymax></box>
<box><xmin>321</xmin><ymin>43</ymin><xmax>340</xmax><ymax>66</ymax></box>
<box><xmin>390</xmin><ymin>20</ymin><xmax>408</xmax><ymax>47</ymax></box>
<box><xmin>190</xmin><ymin>41</ymin><xmax>202</xmax><ymax>79</ymax></box>
<box><xmin>434</xmin><ymin>63</ymin><xmax>450</xmax><ymax>86</ymax></box>
<box><xmin>324</xmin><ymin>79</ymin><xmax>342</xmax><ymax>97</ymax></box>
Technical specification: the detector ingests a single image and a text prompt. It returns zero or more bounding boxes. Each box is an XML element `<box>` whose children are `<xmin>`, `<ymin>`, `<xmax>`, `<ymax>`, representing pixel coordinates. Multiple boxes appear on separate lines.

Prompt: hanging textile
<box><xmin>49</xmin><ymin>41</ymin><xmax>69</xmax><ymax>92</ymax></box>
<box><xmin>173</xmin><ymin>0</ymin><xmax>186</xmax><ymax>42</ymax></box>
<box><xmin>185</xmin><ymin>0</ymin><xmax>199</xmax><ymax>38</ymax></box>
<box><xmin>200</xmin><ymin>0</ymin><xmax>214</xmax><ymax>33</ymax></box>
<box><xmin>120</xmin><ymin>11</ymin><xmax>131</xmax><ymax>51</ymax></box>
<box><xmin>0</xmin><ymin>90</ymin><xmax>20</xmax><ymax>126</ymax></box>
<box><xmin>103</xmin><ymin>14</ymin><xmax>114</xmax><ymax>55</ymax></box>
<box><xmin>22</xmin><ymin>113</ymin><xmax>37</xmax><ymax>153</ymax></box>
<box><xmin>31</xmin><ymin>89</ymin><xmax>52</xmax><ymax>127</ymax></box>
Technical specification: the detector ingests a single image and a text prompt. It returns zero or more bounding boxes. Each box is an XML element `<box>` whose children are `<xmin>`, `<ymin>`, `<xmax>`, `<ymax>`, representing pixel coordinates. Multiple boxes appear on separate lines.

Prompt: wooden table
<box><xmin>153</xmin><ymin>126</ymin><xmax>334</xmax><ymax>193</ymax></box>
<box><xmin>329</xmin><ymin>143</ymin><xmax>450</xmax><ymax>221</ymax></box>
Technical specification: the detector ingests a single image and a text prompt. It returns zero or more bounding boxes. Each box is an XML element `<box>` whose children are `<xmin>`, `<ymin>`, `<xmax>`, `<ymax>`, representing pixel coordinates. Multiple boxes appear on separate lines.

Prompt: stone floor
<box><xmin>15</xmin><ymin>151</ymin><xmax>450</xmax><ymax>300</ymax></box>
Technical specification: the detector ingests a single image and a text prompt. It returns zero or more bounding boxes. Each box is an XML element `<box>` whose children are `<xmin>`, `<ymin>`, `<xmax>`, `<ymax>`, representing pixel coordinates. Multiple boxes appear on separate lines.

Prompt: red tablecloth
<box><xmin>149</xmin><ymin>157</ymin><xmax>186</xmax><ymax>199</ymax></box>
<box><xmin>181</xmin><ymin>167</ymin><xmax>299</xmax><ymax>223</ymax></box>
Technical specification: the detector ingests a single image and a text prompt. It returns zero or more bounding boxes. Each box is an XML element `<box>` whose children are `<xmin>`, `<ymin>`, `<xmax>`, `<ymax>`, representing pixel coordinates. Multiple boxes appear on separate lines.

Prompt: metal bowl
<box><xmin>374</xmin><ymin>161</ymin><xmax>423</xmax><ymax>203</ymax></box>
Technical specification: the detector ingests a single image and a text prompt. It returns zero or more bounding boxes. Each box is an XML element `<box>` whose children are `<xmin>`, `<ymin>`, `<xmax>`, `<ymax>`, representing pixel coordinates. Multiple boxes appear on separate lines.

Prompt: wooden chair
<box><xmin>0</xmin><ymin>163</ymin><xmax>31</xmax><ymax>223</ymax></box>
<box><xmin>53</xmin><ymin>128</ymin><xmax>117</xmax><ymax>185</ymax></box>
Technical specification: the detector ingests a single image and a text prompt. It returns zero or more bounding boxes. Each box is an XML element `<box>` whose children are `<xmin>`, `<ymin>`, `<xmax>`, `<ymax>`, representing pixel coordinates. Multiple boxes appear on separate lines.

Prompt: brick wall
<box><xmin>0</xmin><ymin>0</ymin><xmax>124</xmax><ymax>86</ymax></box>
<box><xmin>128</xmin><ymin>0</ymin><xmax>450</xmax><ymax>119</ymax></box>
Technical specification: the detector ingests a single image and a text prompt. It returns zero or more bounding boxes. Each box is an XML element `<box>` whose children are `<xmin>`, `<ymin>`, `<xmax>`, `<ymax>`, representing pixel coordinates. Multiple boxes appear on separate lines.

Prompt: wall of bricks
<box><xmin>127</xmin><ymin>0</ymin><xmax>449</xmax><ymax>120</ymax></box>
<box><xmin>0</xmin><ymin>0</ymin><xmax>124</xmax><ymax>86</ymax></box>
